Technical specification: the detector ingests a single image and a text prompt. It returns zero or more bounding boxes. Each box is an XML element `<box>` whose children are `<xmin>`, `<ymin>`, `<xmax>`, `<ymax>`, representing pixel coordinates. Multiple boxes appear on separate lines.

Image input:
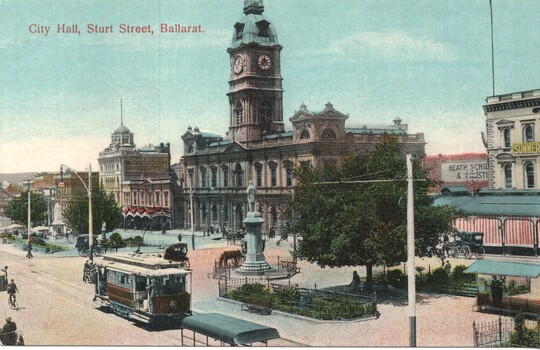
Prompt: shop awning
<box><xmin>180</xmin><ymin>313</ymin><xmax>280</xmax><ymax>345</ymax></box>
<box><xmin>465</xmin><ymin>260</ymin><xmax>540</xmax><ymax>278</ymax></box>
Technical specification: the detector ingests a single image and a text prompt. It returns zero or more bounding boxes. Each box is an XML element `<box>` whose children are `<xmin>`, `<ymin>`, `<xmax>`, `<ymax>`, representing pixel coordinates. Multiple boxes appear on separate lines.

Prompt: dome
<box><xmin>113</xmin><ymin>124</ymin><xmax>131</xmax><ymax>135</ymax></box>
<box><xmin>230</xmin><ymin>2</ymin><xmax>279</xmax><ymax>49</ymax></box>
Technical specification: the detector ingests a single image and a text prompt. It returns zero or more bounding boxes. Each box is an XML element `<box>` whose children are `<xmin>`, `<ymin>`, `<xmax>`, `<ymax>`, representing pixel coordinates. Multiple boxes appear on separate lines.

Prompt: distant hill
<box><xmin>0</xmin><ymin>173</ymin><xmax>35</xmax><ymax>185</ymax></box>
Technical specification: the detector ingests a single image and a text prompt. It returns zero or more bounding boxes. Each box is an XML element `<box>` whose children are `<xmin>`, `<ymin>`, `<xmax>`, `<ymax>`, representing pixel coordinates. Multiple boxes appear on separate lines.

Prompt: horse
<box><xmin>218</xmin><ymin>250</ymin><xmax>244</xmax><ymax>268</ymax></box>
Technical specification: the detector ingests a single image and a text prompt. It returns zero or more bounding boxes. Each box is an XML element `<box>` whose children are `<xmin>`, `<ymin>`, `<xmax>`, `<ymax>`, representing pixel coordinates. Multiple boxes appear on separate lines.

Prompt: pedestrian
<box><xmin>269</xmin><ymin>226</ymin><xmax>275</xmax><ymax>239</ymax></box>
<box><xmin>444</xmin><ymin>260</ymin><xmax>452</xmax><ymax>273</ymax></box>
<box><xmin>6</xmin><ymin>279</ymin><xmax>18</xmax><ymax>306</ymax></box>
<box><xmin>490</xmin><ymin>275</ymin><xmax>503</xmax><ymax>308</ymax></box>
<box><xmin>0</xmin><ymin>317</ymin><xmax>17</xmax><ymax>346</ymax></box>
<box><xmin>26</xmin><ymin>242</ymin><xmax>33</xmax><ymax>259</ymax></box>
<box><xmin>349</xmin><ymin>271</ymin><xmax>361</xmax><ymax>292</ymax></box>
<box><xmin>177</xmin><ymin>233</ymin><xmax>183</xmax><ymax>242</ymax></box>
<box><xmin>83</xmin><ymin>260</ymin><xmax>92</xmax><ymax>282</ymax></box>
<box><xmin>209</xmin><ymin>225</ymin><xmax>214</xmax><ymax>235</ymax></box>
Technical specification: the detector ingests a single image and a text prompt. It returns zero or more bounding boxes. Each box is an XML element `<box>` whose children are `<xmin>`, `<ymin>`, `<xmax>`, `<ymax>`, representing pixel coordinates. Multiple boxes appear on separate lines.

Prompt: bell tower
<box><xmin>227</xmin><ymin>0</ymin><xmax>284</xmax><ymax>143</ymax></box>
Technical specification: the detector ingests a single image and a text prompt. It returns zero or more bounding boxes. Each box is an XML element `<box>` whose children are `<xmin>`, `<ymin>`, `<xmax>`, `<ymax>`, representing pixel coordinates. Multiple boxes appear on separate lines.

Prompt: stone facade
<box><xmin>174</xmin><ymin>1</ymin><xmax>426</xmax><ymax>234</ymax></box>
<box><xmin>484</xmin><ymin>89</ymin><xmax>540</xmax><ymax>189</ymax></box>
<box><xmin>98</xmin><ymin>123</ymin><xmax>181</xmax><ymax>229</ymax></box>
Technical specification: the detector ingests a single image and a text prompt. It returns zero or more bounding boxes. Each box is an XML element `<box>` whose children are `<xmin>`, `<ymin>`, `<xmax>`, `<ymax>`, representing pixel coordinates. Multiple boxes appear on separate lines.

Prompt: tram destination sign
<box><xmin>440</xmin><ymin>160</ymin><xmax>488</xmax><ymax>181</ymax></box>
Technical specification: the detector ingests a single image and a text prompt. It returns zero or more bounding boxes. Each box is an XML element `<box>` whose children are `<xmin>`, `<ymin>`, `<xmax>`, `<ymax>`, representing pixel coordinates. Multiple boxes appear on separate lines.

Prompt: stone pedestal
<box><xmin>236</xmin><ymin>211</ymin><xmax>273</xmax><ymax>275</ymax></box>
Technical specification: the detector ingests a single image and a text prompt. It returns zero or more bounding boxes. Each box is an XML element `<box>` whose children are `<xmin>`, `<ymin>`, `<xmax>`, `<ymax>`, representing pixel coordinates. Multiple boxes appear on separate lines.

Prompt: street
<box><xmin>0</xmin><ymin>230</ymin><xmax>529</xmax><ymax>346</ymax></box>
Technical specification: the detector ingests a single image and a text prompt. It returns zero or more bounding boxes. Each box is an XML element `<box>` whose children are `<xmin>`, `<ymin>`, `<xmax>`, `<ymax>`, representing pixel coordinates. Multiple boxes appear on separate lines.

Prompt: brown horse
<box><xmin>218</xmin><ymin>250</ymin><xmax>244</xmax><ymax>267</ymax></box>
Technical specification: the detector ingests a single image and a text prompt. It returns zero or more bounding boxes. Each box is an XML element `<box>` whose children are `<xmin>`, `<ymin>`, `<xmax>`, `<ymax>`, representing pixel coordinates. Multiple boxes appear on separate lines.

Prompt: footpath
<box><xmin>0</xmin><ymin>230</ymin><xmax>527</xmax><ymax>347</ymax></box>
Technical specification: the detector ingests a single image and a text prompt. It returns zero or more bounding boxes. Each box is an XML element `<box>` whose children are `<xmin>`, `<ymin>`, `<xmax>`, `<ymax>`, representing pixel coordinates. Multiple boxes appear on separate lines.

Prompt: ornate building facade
<box><xmin>98</xmin><ymin>122</ymin><xmax>182</xmax><ymax>230</ymax></box>
<box><xmin>484</xmin><ymin>89</ymin><xmax>540</xmax><ymax>189</ymax></box>
<box><xmin>174</xmin><ymin>0</ymin><xmax>426</xmax><ymax>234</ymax></box>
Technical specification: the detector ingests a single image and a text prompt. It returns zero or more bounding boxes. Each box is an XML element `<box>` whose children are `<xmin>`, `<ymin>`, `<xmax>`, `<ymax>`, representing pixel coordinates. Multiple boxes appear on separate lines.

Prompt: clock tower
<box><xmin>227</xmin><ymin>0</ymin><xmax>284</xmax><ymax>143</ymax></box>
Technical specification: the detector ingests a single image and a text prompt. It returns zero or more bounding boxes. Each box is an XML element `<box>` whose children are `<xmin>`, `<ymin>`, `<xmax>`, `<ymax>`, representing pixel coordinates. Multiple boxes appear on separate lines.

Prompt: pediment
<box><xmin>494</xmin><ymin>152</ymin><xmax>516</xmax><ymax>161</ymax></box>
<box><xmin>290</xmin><ymin>110</ymin><xmax>314</xmax><ymax>123</ymax></box>
<box><xmin>223</xmin><ymin>142</ymin><xmax>247</xmax><ymax>153</ymax></box>
<box><xmin>495</xmin><ymin>119</ymin><xmax>515</xmax><ymax>127</ymax></box>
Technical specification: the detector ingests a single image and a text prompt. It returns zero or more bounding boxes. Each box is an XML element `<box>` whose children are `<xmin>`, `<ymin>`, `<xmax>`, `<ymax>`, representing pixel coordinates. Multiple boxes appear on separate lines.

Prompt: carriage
<box><xmin>92</xmin><ymin>251</ymin><xmax>192</xmax><ymax>325</ymax></box>
<box><xmin>75</xmin><ymin>234</ymin><xmax>102</xmax><ymax>257</ymax></box>
<box><xmin>163</xmin><ymin>243</ymin><xmax>190</xmax><ymax>270</ymax></box>
<box><xmin>445</xmin><ymin>231</ymin><xmax>485</xmax><ymax>259</ymax></box>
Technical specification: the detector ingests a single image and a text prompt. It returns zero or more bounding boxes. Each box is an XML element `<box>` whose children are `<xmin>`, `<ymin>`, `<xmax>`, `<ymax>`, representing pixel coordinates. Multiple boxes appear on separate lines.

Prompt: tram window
<box><xmin>135</xmin><ymin>277</ymin><xmax>147</xmax><ymax>291</ymax></box>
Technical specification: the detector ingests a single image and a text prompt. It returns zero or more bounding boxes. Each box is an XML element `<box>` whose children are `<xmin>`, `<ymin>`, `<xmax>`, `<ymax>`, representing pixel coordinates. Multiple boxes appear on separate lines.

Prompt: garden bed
<box><xmin>222</xmin><ymin>282</ymin><xmax>377</xmax><ymax>321</ymax></box>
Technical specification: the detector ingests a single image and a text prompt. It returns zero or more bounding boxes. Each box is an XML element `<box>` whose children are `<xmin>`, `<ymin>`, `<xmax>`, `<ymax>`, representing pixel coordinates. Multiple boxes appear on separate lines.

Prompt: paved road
<box><xmin>0</xmin><ymin>232</ymin><xmax>530</xmax><ymax>347</ymax></box>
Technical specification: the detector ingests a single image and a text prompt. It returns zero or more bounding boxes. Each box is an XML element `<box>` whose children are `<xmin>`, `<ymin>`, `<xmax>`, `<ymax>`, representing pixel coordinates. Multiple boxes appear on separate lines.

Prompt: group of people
<box><xmin>1</xmin><ymin>278</ymin><xmax>23</xmax><ymax>345</ymax></box>
<box><xmin>490</xmin><ymin>275</ymin><xmax>505</xmax><ymax>308</ymax></box>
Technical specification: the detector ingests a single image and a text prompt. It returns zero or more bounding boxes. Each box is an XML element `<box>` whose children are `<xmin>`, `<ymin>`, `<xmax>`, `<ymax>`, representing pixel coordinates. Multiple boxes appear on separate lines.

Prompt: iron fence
<box><xmin>473</xmin><ymin>316</ymin><xmax>540</xmax><ymax>347</ymax></box>
<box><xmin>219</xmin><ymin>276</ymin><xmax>377</xmax><ymax>320</ymax></box>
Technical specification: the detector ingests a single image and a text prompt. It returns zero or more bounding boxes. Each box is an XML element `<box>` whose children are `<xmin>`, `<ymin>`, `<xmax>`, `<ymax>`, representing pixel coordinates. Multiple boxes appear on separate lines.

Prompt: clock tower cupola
<box><xmin>227</xmin><ymin>0</ymin><xmax>284</xmax><ymax>143</ymax></box>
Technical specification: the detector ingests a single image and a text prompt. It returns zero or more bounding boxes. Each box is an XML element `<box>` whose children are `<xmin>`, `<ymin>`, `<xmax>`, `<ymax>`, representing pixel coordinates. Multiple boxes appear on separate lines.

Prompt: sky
<box><xmin>0</xmin><ymin>0</ymin><xmax>539</xmax><ymax>174</ymax></box>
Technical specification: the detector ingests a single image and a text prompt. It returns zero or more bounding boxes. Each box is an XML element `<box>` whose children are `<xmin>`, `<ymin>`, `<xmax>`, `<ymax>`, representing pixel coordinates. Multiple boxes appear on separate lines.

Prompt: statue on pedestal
<box><xmin>247</xmin><ymin>181</ymin><xmax>256</xmax><ymax>213</ymax></box>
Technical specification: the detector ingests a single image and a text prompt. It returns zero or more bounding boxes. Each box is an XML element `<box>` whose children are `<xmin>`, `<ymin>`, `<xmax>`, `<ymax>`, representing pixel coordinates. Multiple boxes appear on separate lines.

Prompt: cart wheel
<box><xmin>475</xmin><ymin>246</ymin><xmax>485</xmax><ymax>260</ymax></box>
<box><xmin>447</xmin><ymin>247</ymin><xmax>458</xmax><ymax>258</ymax></box>
<box><xmin>78</xmin><ymin>248</ymin><xmax>89</xmax><ymax>257</ymax></box>
<box><xmin>459</xmin><ymin>246</ymin><xmax>472</xmax><ymax>259</ymax></box>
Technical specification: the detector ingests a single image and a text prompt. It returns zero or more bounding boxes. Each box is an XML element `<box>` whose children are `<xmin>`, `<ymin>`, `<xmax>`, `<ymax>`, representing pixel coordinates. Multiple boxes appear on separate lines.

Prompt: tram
<box><xmin>92</xmin><ymin>252</ymin><xmax>192</xmax><ymax>325</ymax></box>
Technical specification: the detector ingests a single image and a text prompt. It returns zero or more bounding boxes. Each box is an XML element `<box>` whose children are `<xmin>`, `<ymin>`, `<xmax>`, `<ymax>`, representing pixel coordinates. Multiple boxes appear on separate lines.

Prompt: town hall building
<box><xmin>174</xmin><ymin>0</ymin><xmax>426</xmax><ymax>234</ymax></box>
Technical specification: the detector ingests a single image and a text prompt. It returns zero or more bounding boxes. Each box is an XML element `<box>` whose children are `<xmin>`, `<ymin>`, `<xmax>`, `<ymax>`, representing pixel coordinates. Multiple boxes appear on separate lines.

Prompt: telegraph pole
<box><xmin>190</xmin><ymin>174</ymin><xmax>195</xmax><ymax>250</ymax></box>
<box><xmin>407</xmin><ymin>154</ymin><xmax>416</xmax><ymax>346</ymax></box>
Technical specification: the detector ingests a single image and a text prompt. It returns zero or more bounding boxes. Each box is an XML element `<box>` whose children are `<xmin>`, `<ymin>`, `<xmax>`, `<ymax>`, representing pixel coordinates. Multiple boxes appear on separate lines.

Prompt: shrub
<box><xmin>451</xmin><ymin>264</ymin><xmax>476</xmax><ymax>284</ymax></box>
<box><xmin>426</xmin><ymin>267</ymin><xmax>449</xmax><ymax>286</ymax></box>
<box><xmin>124</xmin><ymin>235</ymin><xmax>143</xmax><ymax>247</ymax></box>
<box><xmin>386</xmin><ymin>269</ymin><xmax>404</xmax><ymax>285</ymax></box>
<box><xmin>509</xmin><ymin>311</ymin><xmax>540</xmax><ymax>347</ymax></box>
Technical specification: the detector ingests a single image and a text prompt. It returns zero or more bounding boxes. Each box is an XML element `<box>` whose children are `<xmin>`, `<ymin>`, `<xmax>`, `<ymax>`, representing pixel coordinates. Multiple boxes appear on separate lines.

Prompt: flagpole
<box><xmin>489</xmin><ymin>0</ymin><xmax>495</xmax><ymax>96</ymax></box>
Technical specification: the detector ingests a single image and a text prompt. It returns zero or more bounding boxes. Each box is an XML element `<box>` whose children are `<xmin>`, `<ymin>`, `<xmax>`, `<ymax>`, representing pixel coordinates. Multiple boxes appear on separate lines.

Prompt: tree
<box><xmin>63</xmin><ymin>186</ymin><xmax>122</xmax><ymax>235</ymax></box>
<box><xmin>103</xmin><ymin>232</ymin><xmax>126</xmax><ymax>253</ymax></box>
<box><xmin>5</xmin><ymin>191</ymin><xmax>48</xmax><ymax>226</ymax></box>
<box><xmin>285</xmin><ymin>135</ymin><xmax>462</xmax><ymax>283</ymax></box>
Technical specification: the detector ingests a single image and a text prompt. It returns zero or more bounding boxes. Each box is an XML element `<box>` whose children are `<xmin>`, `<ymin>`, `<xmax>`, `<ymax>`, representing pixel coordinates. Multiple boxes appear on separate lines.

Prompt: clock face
<box><xmin>233</xmin><ymin>55</ymin><xmax>243</xmax><ymax>74</ymax></box>
<box><xmin>257</xmin><ymin>54</ymin><xmax>272</xmax><ymax>70</ymax></box>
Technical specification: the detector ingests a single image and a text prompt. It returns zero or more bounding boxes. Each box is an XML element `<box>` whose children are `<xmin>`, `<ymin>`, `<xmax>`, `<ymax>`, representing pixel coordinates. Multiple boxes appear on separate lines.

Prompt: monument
<box><xmin>236</xmin><ymin>181</ymin><xmax>273</xmax><ymax>275</ymax></box>
<box><xmin>51</xmin><ymin>201</ymin><xmax>67</xmax><ymax>237</ymax></box>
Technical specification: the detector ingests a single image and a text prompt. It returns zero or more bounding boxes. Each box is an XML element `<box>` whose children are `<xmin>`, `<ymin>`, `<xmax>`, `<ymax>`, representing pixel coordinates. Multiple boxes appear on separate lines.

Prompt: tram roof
<box><xmin>94</xmin><ymin>253</ymin><xmax>191</xmax><ymax>277</ymax></box>
<box><xmin>180</xmin><ymin>313</ymin><xmax>280</xmax><ymax>345</ymax></box>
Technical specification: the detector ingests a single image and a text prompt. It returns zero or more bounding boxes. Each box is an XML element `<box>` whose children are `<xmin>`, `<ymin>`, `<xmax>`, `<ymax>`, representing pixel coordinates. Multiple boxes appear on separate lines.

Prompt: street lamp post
<box><xmin>26</xmin><ymin>179</ymin><xmax>32</xmax><ymax>259</ymax></box>
<box><xmin>61</xmin><ymin>164</ymin><xmax>94</xmax><ymax>261</ymax></box>
<box><xmin>189</xmin><ymin>174</ymin><xmax>195</xmax><ymax>250</ymax></box>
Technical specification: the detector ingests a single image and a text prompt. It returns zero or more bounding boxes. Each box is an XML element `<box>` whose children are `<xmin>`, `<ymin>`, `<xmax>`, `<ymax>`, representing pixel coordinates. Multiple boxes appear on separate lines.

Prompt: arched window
<box><xmin>300</xmin><ymin>130</ymin><xmax>310</xmax><ymax>140</ymax></box>
<box><xmin>221</xmin><ymin>165</ymin><xmax>229</xmax><ymax>188</ymax></box>
<box><xmin>268</xmin><ymin>161</ymin><xmax>277</xmax><ymax>187</ymax></box>
<box><xmin>234</xmin><ymin>163</ymin><xmax>243</xmax><ymax>187</ymax></box>
<box><xmin>210</xmin><ymin>166</ymin><xmax>217</xmax><ymax>188</ymax></box>
<box><xmin>524</xmin><ymin>124</ymin><xmax>534</xmax><ymax>143</ymax></box>
<box><xmin>211</xmin><ymin>204</ymin><xmax>218</xmax><ymax>223</ymax></box>
<box><xmin>234</xmin><ymin>101</ymin><xmax>243</xmax><ymax>125</ymax></box>
<box><xmin>504</xmin><ymin>163</ymin><xmax>512</xmax><ymax>189</ymax></box>
<box><xmin>199</xmin><ymin>167</ymin><xmax>207</xmax><ymax>187</ymax></box>
<box><xmin>321</xmin><ymin>128</ymin><xmax>337</xmax><ymax>140</ymax></box>
<box><xmin>254</xmin><ymin>162</ymin><xmax>263</xmax><ymax>187</ymax></box>
<box><xmin>259</xmin><ymin>99</ymin><xmax>272</xmax><ymax>134</ymax></box>
<box><xmin>525</xmin><ymin>162</ymin><xmax>535</xmax><ymax>188</ymax></box>
<box><xmin>503</xmin><ymin>128</ymin><xmax>511</xmax><ymax>148</ymax></box>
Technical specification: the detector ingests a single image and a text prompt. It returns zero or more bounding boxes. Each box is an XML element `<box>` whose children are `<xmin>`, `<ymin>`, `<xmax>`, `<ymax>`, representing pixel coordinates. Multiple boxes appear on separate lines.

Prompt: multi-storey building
<box><xmin>484</xmin><ymin>89</ymin><xmax>540</xmax><ymax>189</ymax></box>
<box><xmin>174</xmin><ymin>0</ymin><xmax>426</xmax><ymax>234</ymax></box>
<box><xmin>98</xmin><ymin>122</ymin><xmax>181</xmax><ymax>230</ymax></box>
<box><xmin>435</xmin><ymin>89</ymin><xmax>540</xmax><ymax>256</ymax></box>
